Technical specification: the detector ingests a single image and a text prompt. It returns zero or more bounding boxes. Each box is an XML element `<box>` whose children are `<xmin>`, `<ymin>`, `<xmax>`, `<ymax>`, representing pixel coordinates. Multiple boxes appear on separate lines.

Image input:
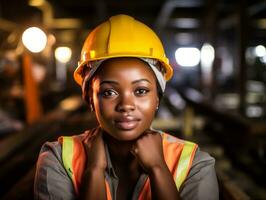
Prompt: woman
<box><xmin>34</xmin><ymin>14</ymin><xmax>219</xmax><ymax>200</ymax></box>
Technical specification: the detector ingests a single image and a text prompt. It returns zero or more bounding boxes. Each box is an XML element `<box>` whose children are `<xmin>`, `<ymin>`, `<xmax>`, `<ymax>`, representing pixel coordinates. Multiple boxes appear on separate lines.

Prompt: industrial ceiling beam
<box><xmin>219</xmin><ymin>1</ymin><xmax>266</xmax><ymax>30</ymax></box>
<box><xmin>29</xmin><ymin>0</ymin><xmax>82</xmax><ymax>29</ymax></box>
<box><xmin>155</xmin><ymin>0</ymin><xmax>204</xmax><ymax>29</ymax></box>
<box><xmin>0</xmin><ymin>19</ymin><xmax>18</xmax><ymax>31</ymax></box>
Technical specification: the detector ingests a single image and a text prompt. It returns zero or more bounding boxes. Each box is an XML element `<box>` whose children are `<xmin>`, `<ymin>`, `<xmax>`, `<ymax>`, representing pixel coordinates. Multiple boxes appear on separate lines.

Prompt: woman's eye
<box><xmin>101</xmin><ymin>90</ymin><xmax>117</xmax><ymax>97</ymax></box>
<box><xmin>135</xmin><ymin>88</ymin><xmax>149</xmax><ymax>95</ymax></box>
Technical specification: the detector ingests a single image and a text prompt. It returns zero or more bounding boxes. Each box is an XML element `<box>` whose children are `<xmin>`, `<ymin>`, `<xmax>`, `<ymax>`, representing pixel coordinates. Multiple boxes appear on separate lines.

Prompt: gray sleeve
<box><xmin>34</xmin><ymin>141</ymin><xmax>76</xmax><ymax>200</ymax></box>
<box><xmin>179</xmin><ymin>148</ymin><xmax>219</xmax><ymax>200</ymax></box>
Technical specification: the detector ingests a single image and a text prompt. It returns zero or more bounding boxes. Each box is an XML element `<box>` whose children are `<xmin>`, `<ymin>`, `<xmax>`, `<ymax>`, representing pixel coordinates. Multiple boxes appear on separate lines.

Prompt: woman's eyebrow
<box><xmin>132</xmin><ymin>79</ymin><xmax>152</xmax><ymax>84</ymax></box>
<box><xmin>100</xmin><ymin>79</ymin><xmax>151</xmax><ymax>85</ymax></box>
<box><xmin>100</xmin><ymin>80</ymin><xmax>119</xmax><ymax>86</ymax></box>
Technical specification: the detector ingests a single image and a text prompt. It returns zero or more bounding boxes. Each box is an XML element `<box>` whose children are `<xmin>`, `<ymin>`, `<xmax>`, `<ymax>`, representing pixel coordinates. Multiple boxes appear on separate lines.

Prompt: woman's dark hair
<box><xmin>81</xmin><ymin>65</ymin><xmax>94</xmax><ymax>110</ymax></box>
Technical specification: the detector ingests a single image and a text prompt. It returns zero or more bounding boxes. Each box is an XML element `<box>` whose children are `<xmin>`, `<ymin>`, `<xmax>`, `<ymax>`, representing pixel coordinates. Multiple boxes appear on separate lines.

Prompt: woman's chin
<box><xmin>106</xmin><ymin>129</ymin><xmax>142</xmax><ymax>142</ymax></box>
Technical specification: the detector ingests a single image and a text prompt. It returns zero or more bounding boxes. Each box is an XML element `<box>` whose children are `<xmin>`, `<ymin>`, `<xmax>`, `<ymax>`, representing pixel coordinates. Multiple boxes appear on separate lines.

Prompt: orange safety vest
<box><xmin>58</xmin><ymin>130</ymin><xmax>198</xmax><ymax>199</ymax></box>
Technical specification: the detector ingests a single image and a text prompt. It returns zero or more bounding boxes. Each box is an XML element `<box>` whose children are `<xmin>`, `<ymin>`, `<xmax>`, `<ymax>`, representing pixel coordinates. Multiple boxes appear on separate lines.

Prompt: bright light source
<box><xmin>200</xmin><ymin>43</ymin><xmax>215</xmax><ymax>69</ymax></box>
<box><xmin>22</xmin><ymin>27</ymin><xmax>47</xmax><ymax>53</ymax></box>
<box><xmin>254</xmin><ymin>45</ymin><xmax>266</xmax><ymax>57</ymax></box>
<box><xmin>200</xmin><ymin>43</ymin><xmax>215</xmax><ymax>83</ymax></box>
<box><xmin>246</xmin><ymin>105</ymin><xmax>263</xmax><ymax>118</ymax></box>
<box><xmin>175</xmin><ymin>47</ymin><xmax>200</xmax><ymax>67</ymax></box>
<box><xmin>260</xmin><ymin>55</ymin><xmax>266</xmax><ymax>64</ymax></box>
<box><xmin>55</xmin><ymin>47</ymin><xmax>72</xmax><ymax>63</ymax></box>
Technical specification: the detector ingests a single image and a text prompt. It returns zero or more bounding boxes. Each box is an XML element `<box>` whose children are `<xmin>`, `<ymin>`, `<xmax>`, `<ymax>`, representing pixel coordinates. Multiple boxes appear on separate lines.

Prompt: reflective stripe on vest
<box><xmin>175</xmin><ymin>141</ymin><xmax>196</xmax><ymax>190</ymax></box>
<box><xmin>60</xmin><ymin>131</ymin><xmax>197</xmax><ymax>199</ymax></box>
<box><xmin>62</xmin><ymin>137</ymin><xmax>74</xmax><ymax>180</ymax></box>
<box><xmin>61</xmin><ymin>136</ymin><xmax>78</xmax><ymax>193</ymax></box>
<box><xmin>60</xmin><ymin>135</ymin><xmax>112</xmax><ymax>199</ymax></box>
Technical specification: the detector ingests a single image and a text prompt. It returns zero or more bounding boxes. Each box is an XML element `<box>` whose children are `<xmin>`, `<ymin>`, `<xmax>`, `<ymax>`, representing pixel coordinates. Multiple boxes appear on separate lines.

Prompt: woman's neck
<box><xmin>103</xmin><ymin>131</ymin><xmax>134</xmax><ymax>162</ymax></box>
<box><xmin>102</xmin><ymin>131</ymin><xmax>142</xmax><ymax>198</ymax></box>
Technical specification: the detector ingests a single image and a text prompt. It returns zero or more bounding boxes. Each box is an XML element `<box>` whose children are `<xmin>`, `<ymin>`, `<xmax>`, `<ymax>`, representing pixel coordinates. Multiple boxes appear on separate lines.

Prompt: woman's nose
<box><xmin>116</xmin><ymin>93</ymin><xmax>136</xmax><ymax>112</ymax></box>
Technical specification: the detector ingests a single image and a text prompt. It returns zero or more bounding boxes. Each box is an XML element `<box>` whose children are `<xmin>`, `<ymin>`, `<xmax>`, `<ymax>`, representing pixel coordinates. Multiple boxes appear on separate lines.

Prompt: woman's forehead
<box><xmin>93</xmin><ymin>57</ymin><xmax>157</xmax><ymax>82</ymax></box>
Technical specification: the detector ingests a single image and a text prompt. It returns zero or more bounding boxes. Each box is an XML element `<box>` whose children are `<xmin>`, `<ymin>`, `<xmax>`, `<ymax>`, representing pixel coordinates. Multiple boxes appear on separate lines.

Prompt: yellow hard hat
<box><xmin>74</xmin><ymin>14</ymin><xmax>173</xmax><ymax>86</ymax></box>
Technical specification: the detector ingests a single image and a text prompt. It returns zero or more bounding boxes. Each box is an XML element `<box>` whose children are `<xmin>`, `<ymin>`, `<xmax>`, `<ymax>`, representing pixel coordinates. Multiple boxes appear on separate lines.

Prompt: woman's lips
<box><xmin>114</xmin><ymin>117</ymin><xmax>140</xmax><ymax>130</ymax></box>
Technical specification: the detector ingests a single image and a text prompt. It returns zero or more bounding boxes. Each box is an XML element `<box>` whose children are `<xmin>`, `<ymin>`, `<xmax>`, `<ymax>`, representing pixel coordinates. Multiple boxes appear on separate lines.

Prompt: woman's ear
<box><xmin>89</xmin><ymin>97</ymin><xmax>95</xmax><ymax>112</ymax></box>
<box><xmin>88</xmin><ymin>83</ymin><xmax>95</xmax><ymax>112</ymax></box>
<box><xmin>156</xmin><ymin>96</ymin><xmax>160</xmax><ymax>110</ymax></box>
<box><xmin>87</xmin><ymin>81</ymin><xmax>95</xmax><ymax>112</ymax></box>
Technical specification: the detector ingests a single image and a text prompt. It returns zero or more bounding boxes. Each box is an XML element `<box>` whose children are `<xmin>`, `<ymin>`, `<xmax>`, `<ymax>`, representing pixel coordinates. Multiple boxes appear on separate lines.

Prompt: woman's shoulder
<box><xmin>39</xmin><ymin>130</ymin><xmax>91</xmax><ymax>156</ymax></box>
<box><xmin>192</xmin><ymin>147</ymin><xmax>215</xmax><ymax>166</ymax></box>
<box><xmin>160</xmin><ymin>131</ymin><xmax>198</xmax><ymax>147</ymax></box>
<box><xmin>159</xmin><ymin>131</ymin><xmax>215</xmax><ymax>167</ymax></box>
<box><xmin>180</xmin><ymin>147</ymin><xmax>218</xmax><ymax>200</ymax></box>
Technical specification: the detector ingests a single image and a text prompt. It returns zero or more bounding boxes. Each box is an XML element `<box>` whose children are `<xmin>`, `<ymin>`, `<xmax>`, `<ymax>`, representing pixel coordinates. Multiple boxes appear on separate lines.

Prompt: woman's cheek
<box><xmin>138</xmin><ymin>98</ymin><xmax>157</xmax><ymax>112</ymax></box>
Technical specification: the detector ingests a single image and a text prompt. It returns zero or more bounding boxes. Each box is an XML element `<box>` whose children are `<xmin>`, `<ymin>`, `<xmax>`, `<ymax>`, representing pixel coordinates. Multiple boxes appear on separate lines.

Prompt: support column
<box><xmin>22</xmin><ymin>52</ymin><xmax>42</xmax><ymax>124</ymax></box>
<box><xmin>236</xmin><ymin>0</ymin><xmax>248</xmax><ymax>115</ymax></box>
<box><xmin>202</xmin><ymin>0</ymin><xmax>218</xmax><ymax>101</ymax></box>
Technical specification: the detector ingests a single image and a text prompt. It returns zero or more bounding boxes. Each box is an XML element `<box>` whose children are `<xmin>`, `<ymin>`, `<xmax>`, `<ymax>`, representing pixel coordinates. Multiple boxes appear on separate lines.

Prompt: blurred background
<box><xmin>0</xmin><ymin>0</ymin><xmax>265</xmax><ymax>199</ymax></box>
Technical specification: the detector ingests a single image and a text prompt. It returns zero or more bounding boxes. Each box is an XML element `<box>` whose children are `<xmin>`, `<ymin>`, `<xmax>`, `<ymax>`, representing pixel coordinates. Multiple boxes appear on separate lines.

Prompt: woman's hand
<box><xmin>131</xmin><ymin>130</ymin><xmax>180</xmax><ymax>200</ymax></box>
<box><xmin>83</xmin><ymin>128</ymin><xmax>107</xmax><ymax>171</ymax></box>
<box><xmin>131</xmin><ymin>130</ymin><xmax>167</xmax><ymax>173</ymax></box>
<box><xmin>80</xmin><ymin>129</ymin><xmax>107</xmax><ymax>200</ymax></box>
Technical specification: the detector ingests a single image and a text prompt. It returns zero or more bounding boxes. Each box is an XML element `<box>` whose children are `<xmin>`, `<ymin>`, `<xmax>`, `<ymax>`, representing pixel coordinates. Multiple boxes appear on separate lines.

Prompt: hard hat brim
<box><xmin>74</xmin><ymin>55</ymin><xmax>173</xmax><ymax>86</ymax></box>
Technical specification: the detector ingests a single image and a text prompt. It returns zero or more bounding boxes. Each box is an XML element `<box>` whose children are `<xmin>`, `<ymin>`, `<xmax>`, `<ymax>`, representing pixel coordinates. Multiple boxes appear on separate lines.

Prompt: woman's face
<box><xmin>90</xmin><ymin>57</ymin><xmax>159</xmax><ymax>141</ymax></box>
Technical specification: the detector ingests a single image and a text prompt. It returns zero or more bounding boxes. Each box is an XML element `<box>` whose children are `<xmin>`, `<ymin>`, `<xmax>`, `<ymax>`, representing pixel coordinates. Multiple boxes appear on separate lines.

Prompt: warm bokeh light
<box><xmin>22</xmin><ymin>27</ymin><xmax>47</xmax><ymax>53</ymax></box>
<box><xmin>175</xmin><ymin>47</ymin><xmax>200</xmax><ymax>67</ymax></box>
<box><xmin>55</xmin><ymin>47</ymin><xmax>72</xmax><ymax>63</ymax></box>
<box><xmin>59</xmin><ymin>96</ymin><xmax>82</xmax><ymax>111</ymax></box>
<box><xmin>28</xmin><ymin>0</ymin><xmax>45</xmax><ymax>6</ymax></box>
